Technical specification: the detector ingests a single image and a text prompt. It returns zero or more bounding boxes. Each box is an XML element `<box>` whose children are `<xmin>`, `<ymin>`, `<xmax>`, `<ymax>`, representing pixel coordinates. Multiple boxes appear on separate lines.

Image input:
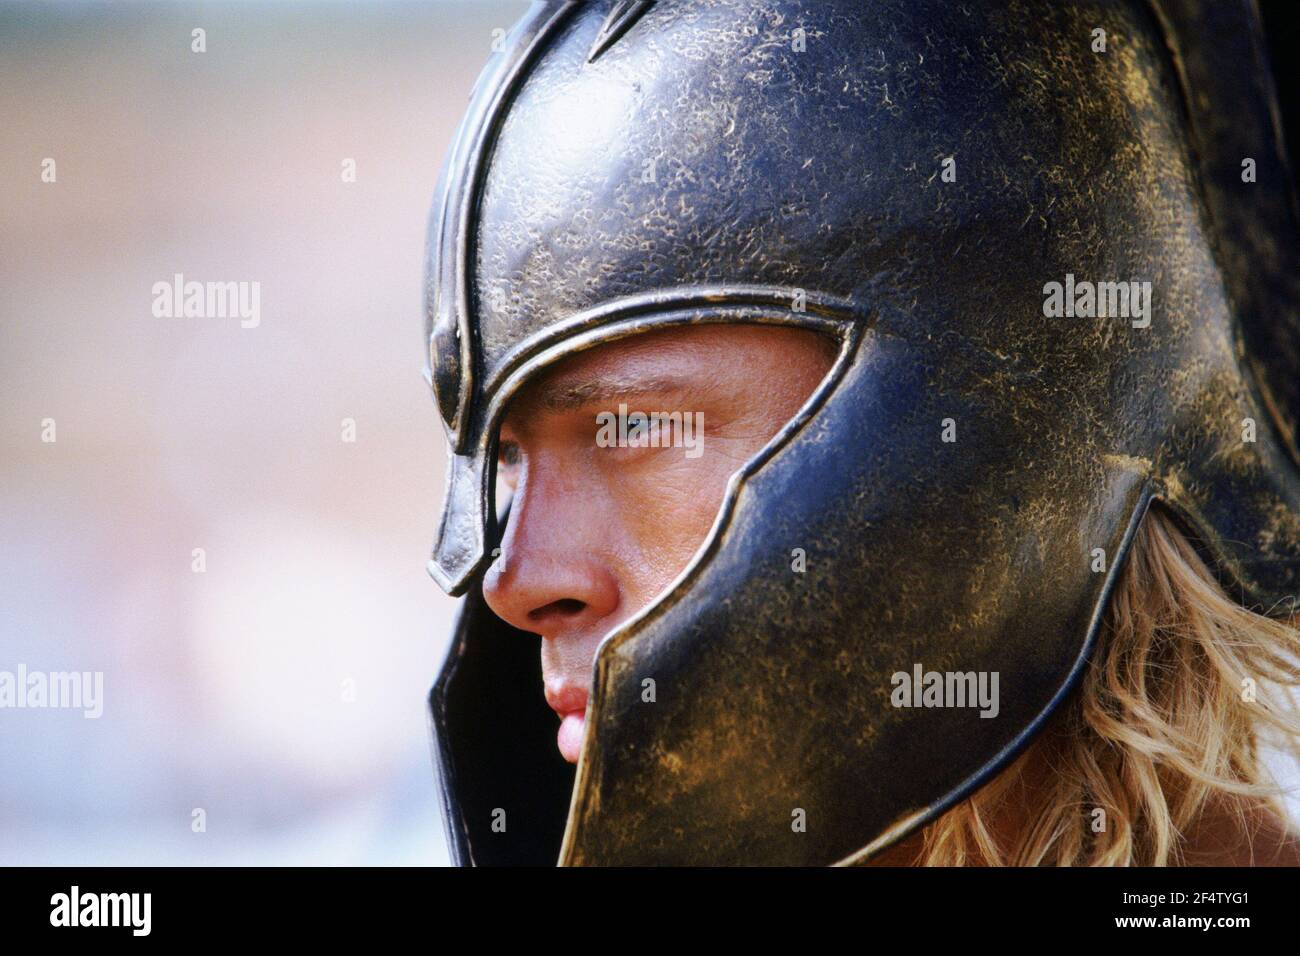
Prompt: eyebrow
<box><xmin>532</xmin><ymin>375</ymin><xmax>694</xmax><ymax>412</ymax></box>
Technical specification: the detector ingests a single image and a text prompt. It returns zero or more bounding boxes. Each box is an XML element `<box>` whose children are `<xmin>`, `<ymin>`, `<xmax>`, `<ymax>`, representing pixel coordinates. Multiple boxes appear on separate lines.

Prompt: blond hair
<box><xmin>917</xmin><ymin>505</ymin><xmax>1300</xmax><ymax>866</ymax></box>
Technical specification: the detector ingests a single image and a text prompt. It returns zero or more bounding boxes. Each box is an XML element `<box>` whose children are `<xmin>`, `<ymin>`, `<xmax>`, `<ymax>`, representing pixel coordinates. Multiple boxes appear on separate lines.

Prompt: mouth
<box><xmin>546</xmin><ymin>685</ymin><xmax>589</xmax><ymax>764</ymax></box>
<box><xmin>556</xmin><ymin>708</ymin><xmax>587</xmax><ymax>764</ymax></box>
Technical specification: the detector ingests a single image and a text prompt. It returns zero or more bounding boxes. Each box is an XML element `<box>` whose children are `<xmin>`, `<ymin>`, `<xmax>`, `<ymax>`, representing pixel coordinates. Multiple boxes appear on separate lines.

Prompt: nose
<box><xmin>481</xmin><ymin>471</ymin><xmax>621</xmax><ymax>639</ymax></box>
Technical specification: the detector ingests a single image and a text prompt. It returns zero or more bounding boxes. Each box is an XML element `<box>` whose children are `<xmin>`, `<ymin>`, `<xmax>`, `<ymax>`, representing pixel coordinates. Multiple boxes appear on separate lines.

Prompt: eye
<box><xmin>624</xmin><ymin>413</ymin><xmax>673</xmax><ymax>446</ymax></box>
<box><xmin>498</xmin><ymin>440</ymin><xmax>522</xmax><ymax>467</ymax></box>
<box><xmin>596</xmin><ymin>410</ymin><xmax>702</xmax><ymax>460</ymax></box>
<box><xmin>496</xmin><ymin>439</ymin><xmax>523</xmax><ymax>495</ymax></box>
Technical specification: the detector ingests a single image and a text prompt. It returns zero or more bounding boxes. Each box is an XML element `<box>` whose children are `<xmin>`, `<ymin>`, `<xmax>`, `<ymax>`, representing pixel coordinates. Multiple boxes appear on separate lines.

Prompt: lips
<box><xmin>546</xmin><ymin>684</ymin><xmax>589</xmax><ymax>764</ymax></box>
<box><xmin>555</xmin><ymin>709</ymin><xmax>587</xmax><ymax>763</ymax></box>
<box><xmin>545</xmin><ymin>682</ymin><xmax>587</xmax><ymax>714</ymax></box>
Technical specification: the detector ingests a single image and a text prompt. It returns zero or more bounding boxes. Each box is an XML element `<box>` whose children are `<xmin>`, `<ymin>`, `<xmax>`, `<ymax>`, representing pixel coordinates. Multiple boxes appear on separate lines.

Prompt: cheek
<box><xmin>608</xmin><ymin>450</ymin><xmax>741</xmax><ymax>600</ymax></box>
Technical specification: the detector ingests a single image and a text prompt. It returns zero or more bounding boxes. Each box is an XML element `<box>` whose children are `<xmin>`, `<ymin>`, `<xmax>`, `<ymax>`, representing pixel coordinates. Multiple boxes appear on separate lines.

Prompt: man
<box><xmin>423</xmin><ymin>0</ymin><xmax>1300</xmax><ymax>865</ymax></box>
<box><xmin>485</xmin><ymin>325</ymin><xmax>836</xmax><ymax>764</ymax></box>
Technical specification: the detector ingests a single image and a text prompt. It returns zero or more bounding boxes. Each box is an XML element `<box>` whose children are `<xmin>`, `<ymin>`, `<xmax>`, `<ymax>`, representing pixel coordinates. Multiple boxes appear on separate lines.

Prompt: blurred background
<box><xmin>0</xmin><ymin>0</ymin><xmax>525</xmax><ymax>865</ymax></box>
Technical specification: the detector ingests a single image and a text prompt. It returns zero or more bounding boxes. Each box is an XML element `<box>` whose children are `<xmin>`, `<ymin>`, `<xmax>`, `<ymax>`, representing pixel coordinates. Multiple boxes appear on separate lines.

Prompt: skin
<box><xmin>483</xmin><ymin>323</ymin><xmax>836</xmax><ymax>763</ymax></box>
<box><xmin>481</xmin><ymin>323</ymin><xmax>1299</xmax><ymax>866</ymax></box>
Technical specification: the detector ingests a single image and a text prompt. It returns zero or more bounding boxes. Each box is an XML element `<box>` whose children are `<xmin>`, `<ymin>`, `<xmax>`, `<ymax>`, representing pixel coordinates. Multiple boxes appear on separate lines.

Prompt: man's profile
<box><xmin>423</xmin><ymin>0</ymin><xmax>1300</xmax><ymax>866</ymax></box>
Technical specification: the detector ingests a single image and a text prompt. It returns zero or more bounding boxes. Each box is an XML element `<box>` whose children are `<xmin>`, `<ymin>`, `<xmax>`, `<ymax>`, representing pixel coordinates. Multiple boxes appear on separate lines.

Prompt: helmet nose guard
<box><xmin>427</xmin><ymin>444</ymin><xmax>493</xmax><ymax>597</ymax></box>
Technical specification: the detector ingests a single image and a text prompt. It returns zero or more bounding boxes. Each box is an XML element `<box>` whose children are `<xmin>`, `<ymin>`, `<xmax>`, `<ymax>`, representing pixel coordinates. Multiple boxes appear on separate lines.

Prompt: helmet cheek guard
<box><xmin>424</xmin><ymin>0</ymin><xmax>1300</xmax><ymax>865</ymax></box>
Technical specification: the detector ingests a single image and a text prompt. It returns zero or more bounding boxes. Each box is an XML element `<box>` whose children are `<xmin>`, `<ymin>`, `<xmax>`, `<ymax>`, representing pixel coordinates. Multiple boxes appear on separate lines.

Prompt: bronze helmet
<box><xmin>423</xmin><ymin>0</ymin><xmax>1300</xmax><ymax>865</ymax></box>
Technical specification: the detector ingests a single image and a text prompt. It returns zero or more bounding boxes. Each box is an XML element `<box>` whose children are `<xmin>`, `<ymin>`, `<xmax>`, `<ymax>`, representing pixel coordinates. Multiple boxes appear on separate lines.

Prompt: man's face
<box><xmin>483</xmin><ymin>324</ymin><xmax>835</xmax><ymax>762</ymax></box>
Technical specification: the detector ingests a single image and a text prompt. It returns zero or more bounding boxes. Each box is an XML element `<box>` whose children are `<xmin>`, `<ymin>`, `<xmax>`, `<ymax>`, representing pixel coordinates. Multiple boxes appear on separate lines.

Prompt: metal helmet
<box><xmin>423</xmin><ymin>0</ymin><xmax>1300</xmax><ymax>865</ymax></box>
